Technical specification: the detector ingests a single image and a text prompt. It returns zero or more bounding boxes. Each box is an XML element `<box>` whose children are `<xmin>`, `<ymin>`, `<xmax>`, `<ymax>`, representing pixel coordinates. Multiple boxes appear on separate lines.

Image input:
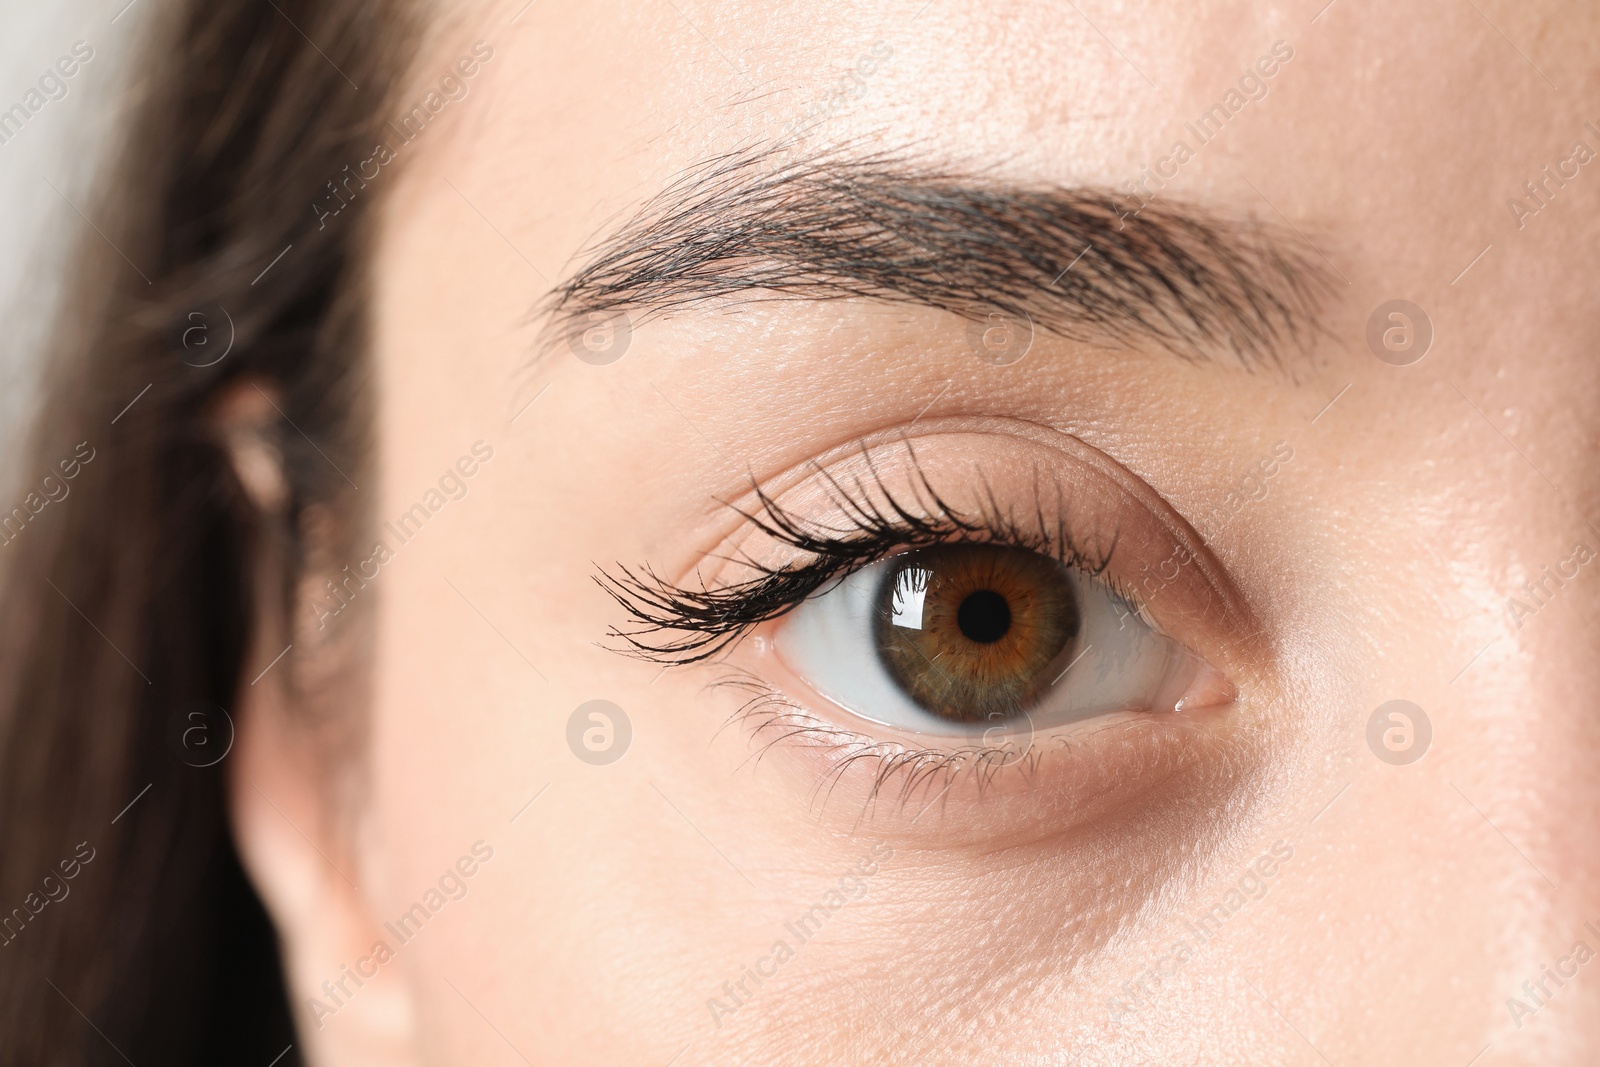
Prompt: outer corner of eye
<box><xmin>767</xmin><ymin>542</ymin><xmax>1228</xmax><ymax>738</ymax></box>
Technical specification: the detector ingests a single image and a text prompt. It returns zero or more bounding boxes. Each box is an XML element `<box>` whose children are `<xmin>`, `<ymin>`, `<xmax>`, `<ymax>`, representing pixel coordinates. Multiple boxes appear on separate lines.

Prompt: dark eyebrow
<box><xmin>543</xmin><ymin>146</ymin><xmax>1334</xmax><ymax>368</ymax></box>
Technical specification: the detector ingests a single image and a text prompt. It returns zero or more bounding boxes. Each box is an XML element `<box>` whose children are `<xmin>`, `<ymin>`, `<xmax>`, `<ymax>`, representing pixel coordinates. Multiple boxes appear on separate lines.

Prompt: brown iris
<box><xmin>874</xmin><ymin>544</ymin><xmax>1082</xmax><ymax>724</ymax></box>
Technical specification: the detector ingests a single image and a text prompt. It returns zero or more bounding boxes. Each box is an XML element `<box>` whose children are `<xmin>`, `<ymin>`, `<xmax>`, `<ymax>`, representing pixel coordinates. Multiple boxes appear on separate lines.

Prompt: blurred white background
<box><xmin>0</xmin><ymin>0</ymin><xmax>138</xmax><ymax>465</ymax></box>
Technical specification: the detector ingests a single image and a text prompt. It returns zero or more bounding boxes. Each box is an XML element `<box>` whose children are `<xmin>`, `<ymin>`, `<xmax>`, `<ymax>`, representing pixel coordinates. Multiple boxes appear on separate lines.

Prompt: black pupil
<box><xmin>956</xmin><ymin>589</ymin><xmax>1011</xmax><ymax>644</ymax></box>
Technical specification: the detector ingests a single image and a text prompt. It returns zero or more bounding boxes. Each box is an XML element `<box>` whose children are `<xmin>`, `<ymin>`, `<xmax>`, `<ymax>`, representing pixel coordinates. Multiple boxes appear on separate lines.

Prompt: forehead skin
<box><xmin>356</xmin><ymin>1</ymin><xmax>1600</xmax><ymax>1063</ymax></box>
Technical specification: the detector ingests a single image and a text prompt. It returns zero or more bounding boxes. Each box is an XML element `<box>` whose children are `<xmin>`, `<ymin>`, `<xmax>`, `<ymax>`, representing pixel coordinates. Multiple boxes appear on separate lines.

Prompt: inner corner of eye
<box><xmin>771</xmin><ymin>541</ymin><xmax>1213</xmax><ymax>735</ymax></box>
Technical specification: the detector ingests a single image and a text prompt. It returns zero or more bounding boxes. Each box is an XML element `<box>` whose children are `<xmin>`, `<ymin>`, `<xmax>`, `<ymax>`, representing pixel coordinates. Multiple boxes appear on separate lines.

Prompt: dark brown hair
<box><xmin>0</xmin><ymin>2</ymin><xmax>422</xmax><ymax>1061</ymax></box>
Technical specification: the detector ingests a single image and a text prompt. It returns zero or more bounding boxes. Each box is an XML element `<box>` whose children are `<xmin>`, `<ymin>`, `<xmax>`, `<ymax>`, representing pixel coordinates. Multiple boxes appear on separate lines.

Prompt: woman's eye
<box><xmin>774</xmin><ymin>543</ymin><xmax>1204</xmax><ymax>735</ymax></box>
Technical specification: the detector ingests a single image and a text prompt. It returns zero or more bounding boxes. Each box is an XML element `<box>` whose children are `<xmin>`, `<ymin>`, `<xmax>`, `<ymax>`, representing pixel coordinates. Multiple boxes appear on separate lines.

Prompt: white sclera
<box><xmin>775</xmin><ymin>554</ymin><xmax>1194</xmax><ymax>736</ymax></box>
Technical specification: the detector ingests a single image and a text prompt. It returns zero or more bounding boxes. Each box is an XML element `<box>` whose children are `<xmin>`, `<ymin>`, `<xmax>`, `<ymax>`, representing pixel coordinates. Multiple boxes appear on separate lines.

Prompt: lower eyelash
<box><xmin>710</xmin><ymin>667</ymin><xmax>1058</xmax><ymax>819</ymax></box>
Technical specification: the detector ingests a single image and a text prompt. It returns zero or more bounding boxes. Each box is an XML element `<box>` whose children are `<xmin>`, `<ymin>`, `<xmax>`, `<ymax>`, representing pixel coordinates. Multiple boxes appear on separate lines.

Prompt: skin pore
<box><xmin>228</xmin><ymin>1</ymin><xmax>1600</xmax><ymax>1064</ymax></box>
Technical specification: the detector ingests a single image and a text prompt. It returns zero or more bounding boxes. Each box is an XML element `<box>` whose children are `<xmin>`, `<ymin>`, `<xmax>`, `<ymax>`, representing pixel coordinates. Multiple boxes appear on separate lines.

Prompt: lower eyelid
<box><xmin>713</xmin><ymin>648</ymin><xmax>1251</xmax><ymax>849</ymax></box>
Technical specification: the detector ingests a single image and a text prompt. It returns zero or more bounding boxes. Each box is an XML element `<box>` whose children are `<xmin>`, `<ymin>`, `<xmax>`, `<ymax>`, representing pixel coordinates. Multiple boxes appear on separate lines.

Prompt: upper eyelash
<box><xmin>595</xmin><ymin>446</ymin><xmax>1123</xmax><ymax>664</ymax></box>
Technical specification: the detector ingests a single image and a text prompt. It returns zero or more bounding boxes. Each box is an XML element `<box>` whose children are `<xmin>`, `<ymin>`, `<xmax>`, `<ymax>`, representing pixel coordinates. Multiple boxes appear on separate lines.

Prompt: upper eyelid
<box><xmin>600</xmin><ymin>417</ymin><xmax>1263</xmax><ymax>674</ymax></box>
<box><xmin>597</xmin><ymin>454</ymin><xmax>1121</xmax><ymax>664</ymax></box>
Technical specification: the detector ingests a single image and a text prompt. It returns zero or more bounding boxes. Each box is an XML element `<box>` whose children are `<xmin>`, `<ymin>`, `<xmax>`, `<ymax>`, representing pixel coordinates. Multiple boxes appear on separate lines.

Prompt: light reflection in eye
<box><xmin>888</xmin><ymin>566</ymin><xmax>929</xmax><ymax>630</ymax></box>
